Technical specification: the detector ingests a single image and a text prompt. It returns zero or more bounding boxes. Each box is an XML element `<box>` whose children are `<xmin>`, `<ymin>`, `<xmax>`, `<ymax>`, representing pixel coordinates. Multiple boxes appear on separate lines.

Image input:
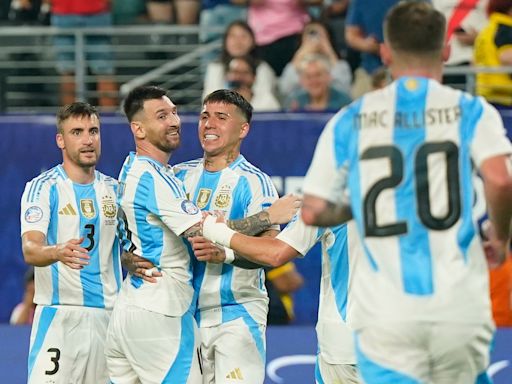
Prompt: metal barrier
<box><xmin>0</xmin><ymin>25</ymin><xmax>221</xmax><ymax>113</ymax></box>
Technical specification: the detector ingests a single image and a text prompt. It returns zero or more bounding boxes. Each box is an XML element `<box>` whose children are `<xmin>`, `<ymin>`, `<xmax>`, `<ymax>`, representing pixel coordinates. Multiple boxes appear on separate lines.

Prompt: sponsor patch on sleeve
<box><xmin>181</xmin><ymin>200</ymin><xmax>200</xmax><ymax>215</ymax></box>
<box><xmin>24</xmin><ymin>206</ymin><xmax>43</xmax><ymax>223</ymax></box>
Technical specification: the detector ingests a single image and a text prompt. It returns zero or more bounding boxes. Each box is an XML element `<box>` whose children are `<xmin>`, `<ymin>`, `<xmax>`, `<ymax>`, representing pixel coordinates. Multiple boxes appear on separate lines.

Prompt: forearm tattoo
<box><xmin>183</xmin><ymin>222</ymin><xmax>203</xmax><ymax>239</ymax></box>
<box><xmin>121</xmin><ymin>251</ymin><xmax>137</xmax><ymax>273</ymax></box>
<box><xmin>227</xmin><ymin>211</ymin><xmax>272</xmax><ymax>236</ymax></box>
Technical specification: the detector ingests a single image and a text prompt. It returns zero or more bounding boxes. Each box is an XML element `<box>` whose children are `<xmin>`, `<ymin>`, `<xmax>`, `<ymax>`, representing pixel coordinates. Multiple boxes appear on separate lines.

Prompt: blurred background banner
<box><xmin>2</xmin><ymin>324</ymin><xmax>511</xmax><ymax>384</ymax></box>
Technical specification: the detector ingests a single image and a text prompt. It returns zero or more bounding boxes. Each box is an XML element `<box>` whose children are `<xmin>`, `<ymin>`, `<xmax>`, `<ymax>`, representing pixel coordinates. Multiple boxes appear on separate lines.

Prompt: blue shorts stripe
<box><xmin>28</xmin><ymin>306</ymin><xmax>58</xmax><ymax>379</ymax></box>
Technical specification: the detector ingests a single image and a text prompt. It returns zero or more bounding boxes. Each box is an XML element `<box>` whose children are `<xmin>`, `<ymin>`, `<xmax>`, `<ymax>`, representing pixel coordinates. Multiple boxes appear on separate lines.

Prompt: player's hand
<box><xmin>55</xmin><ymin>238</ymin><xmax>90</xmax><ymax>270</ymax></box>
<box><xmin>121</xmin><ymin>252</ymin><xmax>162</xmax><ymax>283</ymax></box>
<box><xmin>482</xmin><ymin>220</ymin><xmax>509</xmax><ymax>268</ymax></box>
<box><xmin>267</xmin><ymin>193</ymin><xmax>302</xmax><ymax>224</ymax></box>
<box><xmin>189</xmin><ymin>236</ymin><xmax>226</xmax><ymax>263</ymax></box>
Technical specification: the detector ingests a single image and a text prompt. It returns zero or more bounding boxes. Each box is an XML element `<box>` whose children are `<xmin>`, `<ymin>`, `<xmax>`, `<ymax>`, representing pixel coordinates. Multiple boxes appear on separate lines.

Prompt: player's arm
<box><xmin>480</xmin><ymin>154</ymin><xmax>512</xmax><ymax>245</ymax></box>
<box><xmin>22</xmin><ymin>231</ymin><xmax>90</xmax><ymax>270</ymax></box>
<box><xmin>301</xmin><ymin>194</ymin><xmax>352</xmax><ymax>227</ymax></box>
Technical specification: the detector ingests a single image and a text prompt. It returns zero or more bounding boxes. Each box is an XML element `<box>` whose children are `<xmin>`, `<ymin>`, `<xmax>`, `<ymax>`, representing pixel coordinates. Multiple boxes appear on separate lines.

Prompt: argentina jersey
<box><xmin>117</xmin><ymin>152</ymin><xmax>202</xmax><ymax>317</ymax></box>
<box><xmin>20</xmin><ymin>164</ymin><xmax>121</xmax><ymax>309</ymax></box>
<box><xmin>175</xmin><ymin>155</ymin><xmax>279</xmax><ymax>327</ymax></box>
<box><xmin>277</xmin><ymin>215</ymin><xmax>359</xmax><ymax>364</ymax></box>
<box><xmin>303</xmin><ymin>77</ymin><xmax>512</xmax><ymax>327</ymax></box>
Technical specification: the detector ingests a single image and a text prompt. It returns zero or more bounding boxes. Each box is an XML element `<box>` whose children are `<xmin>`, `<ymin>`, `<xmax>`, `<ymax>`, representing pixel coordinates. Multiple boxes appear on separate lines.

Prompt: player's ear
<box><xmin>239</xmin><ymin>122</ymin><xmax>249</xmax><ymax>139</ymax></box>
<box><xmin>380</xmin><ymin>43</ymin><xmax>392</xmax><ymax>66</ymax></box>
<box><xmin>131</xmin><ymin>121</ymin><xmax>145</xmax><ymax>139</ymax></box>
<box><xmin>56</xmin><ymin>133</ymin><xmax>65</xmax><ymax>149</ymax></box>
<box><xmin>442</xmin><ymin>43</ymin><xmax>451</xmax><ymax>63</ymax></box>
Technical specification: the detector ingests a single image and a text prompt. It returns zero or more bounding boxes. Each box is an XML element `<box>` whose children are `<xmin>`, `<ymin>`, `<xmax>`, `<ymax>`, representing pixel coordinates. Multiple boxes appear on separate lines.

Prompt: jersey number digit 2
<box><xmin>84</xmin><ymin>224</ymin><xmax>95</xmax><ymax>251</ymax></box>
<box><xmin>362</xmin><ymin>141</ymin><xmax>461</xmax><ymax>237</ymax></box>
<box><xmin>45</xmin><ymin>348</ymin><xmax>60</xmax><ymax>375</ymax></box>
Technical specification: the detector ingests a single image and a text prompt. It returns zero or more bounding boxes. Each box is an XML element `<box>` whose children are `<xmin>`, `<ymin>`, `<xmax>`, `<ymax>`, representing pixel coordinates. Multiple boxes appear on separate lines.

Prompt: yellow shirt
<box><xmin>474</xmin><ymin>12</ymin><xmax>512</xmax><ymax>105</ymax></box>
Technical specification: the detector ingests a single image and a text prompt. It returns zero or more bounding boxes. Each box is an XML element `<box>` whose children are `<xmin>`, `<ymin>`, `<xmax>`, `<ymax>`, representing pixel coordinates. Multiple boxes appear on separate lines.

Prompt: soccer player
<box><xmin>20</xmin><ymin>102</ymin><xmax>121</xmax><ymax>383</ymax></box>
<box><xmin>175</xmin><ymin>89</ymin><xmax>280</xmax><ymax>384</ymax></box>
<box><xmin>300</xmin><ymin>2</ymin><xmax>512</xmax><ymax>383</ymax></box>
<box><xmin>193</xmin><ymin>213</ymin><xmax>362</xmax><ymax>384</ymax></box>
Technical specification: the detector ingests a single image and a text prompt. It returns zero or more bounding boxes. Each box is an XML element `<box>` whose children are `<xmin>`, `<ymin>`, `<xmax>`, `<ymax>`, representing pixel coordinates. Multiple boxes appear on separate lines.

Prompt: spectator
<box><xmin>202</xmin><ymin>20</ymin><xmax>277</xmax><ymax>99</ymax></box>
<box><xmin>284</xmin><ymin>54</ymin><xmax>351</xmax><ymax>112</ymax></box>
<box><xmin>320</xmin><ymin>0</ymin><xmax>350</xmax><ymax>56</ymax></box>
<box><xmin>225</xmin><ymin>55</ymin><xmax>281</xmax><ymax>111</ymax></box>
<box><xmin>481</xmin><ymin>220</ymin><xmax>512</xmax><ymax>326</ymax></box>
<box><xmin>266</xmin><ymin>262</ymin><xmax>304</xmax><ymax>325</ymax></box>
<box><xmin>432</xmin><ymin>0</ymin><xmax>488</xmax><ymax>89</ymax></box>
<box><xmin>279</xmin><ymin>20</ymin><xmax>352</xmax><ymax>97</ymax></box>
<box><xmin>474</xmin><ymin>0</ymin><xmax>512</xmax><ymax>105</ymax></box>
<box><xmin>248</xmin><ymin>0</ymin><xmax>316</xmax><ymax>76</ymax></box>
<box><xmin>199</xmin><ymin>0</ymin><xmax>247</xmax><ymax>55</ymax></box>
<box><xmin>10</xmin><ymin>267</ymin><xmax>35</xmax><ymax>325</ymax></box>
<box><xmin>43</xmin><ymin>0</ymin><xmax>117</xmax><ymax>107</ymax></box>
<box><xmin>345</xmin><ymin>0</ymin><xmax>401</xmax><ymax>98</ymax></box>
<box><xmin>146</xmin><ymin>0</ymin><xmax>199</xmax><ymax>24</ymax></box>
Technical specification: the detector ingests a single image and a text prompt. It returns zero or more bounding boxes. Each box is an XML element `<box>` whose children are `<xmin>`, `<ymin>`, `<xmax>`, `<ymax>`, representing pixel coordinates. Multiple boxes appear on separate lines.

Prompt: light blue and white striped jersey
<box><xmin>118</xmin><ymin>152</ymin><xmax>202</xmax><ymax>317</ymax></box>
<box><xmin>175</xmin><ymin>155</ymin><xmax>279</xmax><ymax>327</ymax></box>
<box><xmin>277</xmin><ymin>215</ymin><xmax>359</xmax><ymax>364</ymax></box>
<box><xmin>20</xmin><ymin>165</ymin><xmax>121</xmax><ymax>309</ymax></box>
<box><xmin>303</xmin><ymin>77</ymin><xmax>512</xmax><ymax>327</ymax></box>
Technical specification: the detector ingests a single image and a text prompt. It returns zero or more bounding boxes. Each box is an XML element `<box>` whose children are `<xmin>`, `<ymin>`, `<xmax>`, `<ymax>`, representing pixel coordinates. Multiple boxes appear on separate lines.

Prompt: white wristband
<box><xmin>202</xmin><ymin>215</ymin><xmax>236</xmax><ymax>247</ymax></box>
<box><xmin>223</xmin><ymin>247</ymin><xmax>235</xmax><ymax>264</ymax></box>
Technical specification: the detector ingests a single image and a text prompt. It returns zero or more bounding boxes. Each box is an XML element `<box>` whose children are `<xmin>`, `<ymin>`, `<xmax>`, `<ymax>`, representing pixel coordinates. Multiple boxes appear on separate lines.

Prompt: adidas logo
<box><xmin>58</xmin><ymin>203</ymin><xmax>77</xmax><ymax>216</ymax></box>
<box><xmin>226</xmin><ymin>368</ymin><xmax>244</xmax><ymax>380</ymax></box>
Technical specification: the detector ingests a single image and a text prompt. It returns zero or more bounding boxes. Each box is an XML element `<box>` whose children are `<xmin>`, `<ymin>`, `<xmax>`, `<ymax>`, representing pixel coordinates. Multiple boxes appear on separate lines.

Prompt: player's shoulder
<box><xmin>23</xmin><ymin>165</ymin><xmax>66</xmax><ymax>203</ymax></box>
<box><xmin>173</xmin><ymin>158</ymin><xmax>203</xmax><ymax>176</ymax></box>
<box><xmin>232</xmin><ymin>157</ymin><xmax>276</xmax><ymax>196</ymax></box>
<box><xmin>95</xmin><ymin>171</ymin><xmax>118</xmax><ymax>187</ymax></box>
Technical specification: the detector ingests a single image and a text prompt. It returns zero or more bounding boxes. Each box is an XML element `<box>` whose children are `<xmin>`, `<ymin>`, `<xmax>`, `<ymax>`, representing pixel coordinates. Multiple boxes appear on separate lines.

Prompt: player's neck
<box><xmin>204</xmin><ymin>149</ymin><xmax>240</xmax><ymax>172</ymax></box>
<box><xmin>390</xmin><ymin>63</ymin><xmax>444</xmax><ymax>82</ymax></box>
<box><xmin>62</xmin><ymin>162</ymin><xmax>95</xmax><ymax>184</ymax></box>
<box><xmin>136</xmin><ymin>143</ymin><xmax>171</xmax><ymax>167</ymax></box>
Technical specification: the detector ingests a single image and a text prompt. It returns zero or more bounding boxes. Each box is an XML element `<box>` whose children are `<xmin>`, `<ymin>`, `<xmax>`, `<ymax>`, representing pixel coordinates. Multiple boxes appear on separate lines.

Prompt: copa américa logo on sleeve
<box><xmin>24</xmin><ymin>206</ymin><xmax>43</xmax><ymax>223</ymax></box>
<box><xmin>181</xmin><ymin>200</ymin><xmax>200</xmax><ymax>215</ymax></box>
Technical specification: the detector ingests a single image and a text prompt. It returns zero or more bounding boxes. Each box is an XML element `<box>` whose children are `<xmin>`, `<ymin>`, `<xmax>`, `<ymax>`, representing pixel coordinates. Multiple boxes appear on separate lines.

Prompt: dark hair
<box><xmin>220</xmin><ymin>20</ymin><xmax>259</xmax><ymax>67</ymax></box>
<box><xmin>203</xmin><ymin>89</ymin><xmax>253</xmax><ymax>123</ymax></box>
<box><xmin>56</xmin><ymin>102</ymin><xmax>98</xmax><ymax>133</ymax></box>
<box><xmin>487</xmin><ymin>0</ymin><xmax>512</xmax><ymax>15</ymax></box>
<box><xmin>123</xmin><ymin>85</ymin><xmax>168</xmax><ymax>122</ymax></box>
<box><xmin>384</xmin><ymin>1</ymin><xmax>446</xmax><ymax>56</ymax></box>
<box><xmin>300</xmin><ymin>20</ymin><xmax>340</xmax><ymax>59</ymax></box>
<box><xmin>226</xmin><ymin>55</ymin><xmax>258</xmax><ymax>76</ymax></box>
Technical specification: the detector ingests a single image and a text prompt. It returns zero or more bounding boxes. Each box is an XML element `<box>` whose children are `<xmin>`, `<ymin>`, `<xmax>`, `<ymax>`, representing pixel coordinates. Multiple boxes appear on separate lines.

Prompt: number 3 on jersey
<box><xmin>362</xmin><ymin>141</ymin><xmax>461</xmax><ymax>237</ymax></box>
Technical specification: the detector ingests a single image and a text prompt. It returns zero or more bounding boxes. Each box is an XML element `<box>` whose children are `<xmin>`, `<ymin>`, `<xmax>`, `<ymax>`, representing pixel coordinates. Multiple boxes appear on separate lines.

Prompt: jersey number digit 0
<box><xmin>362</xmin><ymin>141</ymin><xmax>461</xmax><ymax>237</ymax></box>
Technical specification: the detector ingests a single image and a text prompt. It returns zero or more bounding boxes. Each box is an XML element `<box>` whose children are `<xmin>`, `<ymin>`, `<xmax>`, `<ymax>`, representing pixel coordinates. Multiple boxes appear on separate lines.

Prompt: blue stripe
<box><xmin>28</xmin><ymin>168</ymin><xmax>58</xmax><ymax>203</ymax></box>
<box><xmin>112</xmin><ymin>236</ymin><xmax>121</xmax><ymax>291</ymax></box>
<box><xmin>314</xmin><ymin>354</ymin><xmax>325</xmax><ymax>384</ymax></box>
<box><xmin>457</xmin><ymin>94</ymin><xmax>482</xmax><ymax>262</ymax></box>
<box><xmin>162</xmin><ymin>312</ymin><xmax>196</xmax><ymax>383</ymax></box>
<box><xmin>74</xmin><ymin>183</ymin><xmax>105</xmax><ymax>308</ymax></box>
<box><xmin>47</xmin><ymin>184</ymin><xmax>60</xmax><ymax>305</ymax></box>
<box><xmin>327</xmin><ymin>225</ymin><xmax>349</xmax><ymax>321</ymax></box>
<box><xmin>355</xmin><ymin>335</ymin><xmax>421</xmax><ymax>384</ymax></box>
<box><xmin>27</xmin><ymin>306</ymin><xmax>58</xmax><ymax>379</ymax></box>
<box><xmin>135</xmin><ymin>172</ymin><xmax>164</xmax><ymax>266</ymax></box>
<box><xmin>238</xmin><ymin>162</ymin><xmax>271</xmax><ymax>197</ymax></box>
<box><xmin>394</xmin><ymin>78</ymin><xmax>433</xmax><ymax>295</ymax></box>
<box><xmin>155</xmin><ymin>167</ymin><xmax>185</xmax><ymax>198</ymax></box>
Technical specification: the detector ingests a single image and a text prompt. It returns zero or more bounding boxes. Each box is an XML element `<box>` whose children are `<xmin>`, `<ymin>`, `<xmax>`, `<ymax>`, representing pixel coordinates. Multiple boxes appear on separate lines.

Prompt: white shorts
<box><xmin>105</xmin><ymin>301</ymin><xmax>202</xmax><ymax>384</ymax></box>
<box><xmin>355</xmin><ymin>321</ymin><xmax>494</xmax><ymax>384</ymax></box>
<box><xmin>200</xmin><ymin>317</ymin><xmax>266</xmax><ymax>384</ymax></box>
<box><xmin>28</xmin><ymin>304</ymin><xmax>111</xmax><ymax>384</ymax></box>
<box><xmin>315</xmin><ymin>353</ymin><xmax>361</xmax><ymax>384</ymax></box>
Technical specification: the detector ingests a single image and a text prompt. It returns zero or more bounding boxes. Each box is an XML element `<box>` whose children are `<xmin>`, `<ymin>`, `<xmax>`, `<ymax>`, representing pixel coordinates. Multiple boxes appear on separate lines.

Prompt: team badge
<box><xmin>102</xmin><ymin>195</ymin><xmax>117</xmax><ymax>219</ymax></box>
<box><xmin>80</xmin><ymin>199</ymin><xmax>96</xmax><ymax>219</ymax></box>
<box><xmin>196</xmin><ymin>188</ymin><xmax>212</xmax><ymax>209</ymax></box>
<box><xmin>181</xmin><ymin>200</ymin><xmax>200</xmax><ymax>215</ymax></box>
<box><xmin>214</xmin><ymin>184</ymin><xmax>232</xmax><ymax>209</ymax></box>
<box><xmin>24</xmin><ymin>206</ymin><xmax>43</xmax><ymax>223</ymax></box>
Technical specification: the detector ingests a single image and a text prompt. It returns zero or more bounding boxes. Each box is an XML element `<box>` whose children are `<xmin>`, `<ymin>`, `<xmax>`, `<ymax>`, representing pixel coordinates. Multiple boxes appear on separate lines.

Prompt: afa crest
<box><xmin>102</xmin><ymin>195</ymin><xmax>117</xmax><ymax>219</ymax></box>
<box><xmin>214</xmin><ymin>192</ymin><xmax>231</xmax><ymax>208</ymax></box>
<box><xmin>80</xmin><ymin>199</ymin><xmax>96</xmax><ymax>219</ymax></box>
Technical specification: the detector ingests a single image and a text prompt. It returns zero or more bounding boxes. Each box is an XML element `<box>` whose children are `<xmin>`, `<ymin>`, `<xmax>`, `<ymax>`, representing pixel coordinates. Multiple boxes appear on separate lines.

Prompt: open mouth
<box><xmin>204</xmin><ymin>134</ymin><xmax>219</xmax><ymax>141</ymax></box>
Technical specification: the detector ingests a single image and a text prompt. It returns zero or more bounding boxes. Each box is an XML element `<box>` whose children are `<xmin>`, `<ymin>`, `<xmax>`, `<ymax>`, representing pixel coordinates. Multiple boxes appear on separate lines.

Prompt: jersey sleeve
<box><xmin>147</xmin><ymin>172</ymin><xmax>202</xmax><ymax>236</ymax></box>
<box><xmin>20</xmin><ymin>180</ymin><xmax>51</xmax><ymax>237</ymax></box>
<box><xmin>302</xmin><ymin>117</ymin><xmax>349</xmax><ymax>205</ymax></box>
<box><xmin>471</xmin><ymin>101</ymin><xmax>512</xmax><ymax>167</ymax></box>
<box><xmin>276</xmin><ymin>213</ymin><xmax>324</xmax><ymax>256</ymax></box>
<box><xmin>246</xmin><ymin>172</ymin><xmax>280</xmax><ymax>231</ymax></box>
